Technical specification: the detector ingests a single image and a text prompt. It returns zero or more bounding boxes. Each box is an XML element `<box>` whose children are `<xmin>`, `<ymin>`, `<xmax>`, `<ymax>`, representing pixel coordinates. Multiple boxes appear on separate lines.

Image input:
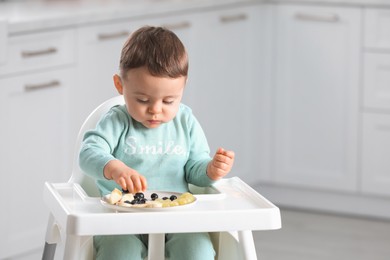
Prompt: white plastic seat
<box><xmin>42</xmin><ymin>95</ymin><xmax>281</xmax><ymax>260</ymax></box>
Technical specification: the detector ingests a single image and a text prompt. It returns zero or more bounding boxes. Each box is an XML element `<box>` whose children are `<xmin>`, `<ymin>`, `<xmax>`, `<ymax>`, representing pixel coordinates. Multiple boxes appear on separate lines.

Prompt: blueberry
<box><xmin>162</xmin><ymin>197</ymin><xmax>169</xmax><ymax>200</ymax></box>
<box><xmin>130</xmin><ymin>200</ymin><xmax>137</xmax><ymax>205</ymax></box>
<box><xmin>124</xmin><ymin>200</ymin><xmax>131</xmax><ymax>204</ymax></box>
<box><xmin>134</xmin><ymin>192</ymin><xmax>144</xmax><ymax>200</ymax></box>
<box><xmin>151</xmin><ymin>193</ymin><xmax>158</xmax><ymax>200</ymax></box>
<box><xmin>169</xmin><ymin>195</ymin><xmax>177</xmax><ymax>201</ymax></box>
<box><xmin>122</xmin><ymin>189</ymin><xmax>129</xmax><ymax>194</ymax></box>
<box><xmin>139</xmin><ymin>198</ymin><xmax>147</xmax><ymax>204</ymax></box>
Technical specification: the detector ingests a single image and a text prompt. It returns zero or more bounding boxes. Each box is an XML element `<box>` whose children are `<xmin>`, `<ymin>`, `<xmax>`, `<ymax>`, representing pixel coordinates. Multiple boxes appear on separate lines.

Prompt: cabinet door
<box><xmin>183</xmin><ymin>5</ymin><xmax>273</xmax><ymax>184</ymax></box>
<box><xmin>0</xmin><ymin>68</ymin><xmax>73</xmax><ymax>258</ymax></box>
<box><xmin>363</xmin><ymin>53</ymin><xmax>390</xmax><ymax>110</ymax></box>
<box><xmin>361</xmin><ymin>113</ymin><xmax>390</xmax><ymax>196</ymax></box>
<box><xmin>273</xmin><ymin>5</ymin><xmax>361</xmax><ymax>191</ymax></box>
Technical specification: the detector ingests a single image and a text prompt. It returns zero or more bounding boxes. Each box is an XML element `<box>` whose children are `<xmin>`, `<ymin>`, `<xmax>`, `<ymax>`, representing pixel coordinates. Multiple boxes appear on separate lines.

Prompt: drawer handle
<box><xmin>98</xmin><ymin>31</ymin><xmax>130</xmax><ymax>41</ymax></box>
<box><xmin>295</xmin><ymin>12</ymin><xmax>340</xmax><ymax>23</ymax></box>
<box><xmin>162</xmin><ymin>21</ymin><xmax>191</xmax><ymax>30</ymax></box>
<box><xmin>21</xmin><ymin>47</ymin><xmax>58</xmax><ymax>58</ymax></box>
<box><xmin>24</xmin><ymin>80</ymin><xmax>60</xmax><ymax>92</ymax></box>
<box><xmin>220</xmin><ymin>13</ymin><xmax>248</xmax><ymax>23</ymax></box>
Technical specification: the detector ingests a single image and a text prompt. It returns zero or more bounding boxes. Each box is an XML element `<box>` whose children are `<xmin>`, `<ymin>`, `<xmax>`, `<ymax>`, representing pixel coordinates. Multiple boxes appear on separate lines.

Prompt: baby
<box><xmin>79</xmin><ymin>26</ymin><xmax>235</xmax><ymax>260</ymax></box>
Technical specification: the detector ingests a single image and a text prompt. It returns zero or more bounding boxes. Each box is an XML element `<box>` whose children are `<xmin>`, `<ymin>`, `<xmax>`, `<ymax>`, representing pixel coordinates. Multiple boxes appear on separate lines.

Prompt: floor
<box><xmin>253</xmin><ymin>208</ymin><xmax>390</xmax><ymax>260</ymax></box>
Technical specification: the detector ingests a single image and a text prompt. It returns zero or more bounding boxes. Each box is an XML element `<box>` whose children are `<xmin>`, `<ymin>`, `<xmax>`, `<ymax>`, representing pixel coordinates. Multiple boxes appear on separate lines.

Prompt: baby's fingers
<box><xmin>130</xmin><ymin>174</ymin><xmax>147</xmax><ymax>193</ymax></box>
<box><xmin>217</xmin><ymin>148</ymin><xmax>235</xmax><ymax>159</ymax></box>
<box><xmin>224</xmin><ymin>150</ymin><xmax>235</xmax><ymax>160</ymax></box>
<box><xmin>118</xmin><ymin>177</ymin><xmax>132</xmax><ymax>192</ymax></box>
<box><xmin>214</xmin><ymin>152</ymin><xmax>234</xmax><ymax>166</ymax></box>
<box><xmin>211</xmin><ymin>160</ymin><xmax>230</xmax><ymax>172</ymax></box>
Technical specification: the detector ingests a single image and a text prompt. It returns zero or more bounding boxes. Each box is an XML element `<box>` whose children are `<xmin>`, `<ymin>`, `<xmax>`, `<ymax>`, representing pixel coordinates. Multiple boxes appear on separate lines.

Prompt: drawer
<box><xmin>363</xmin><ymin>52</ymin><xmax>390</xmax><ymax>110</ymax></box>
<box><xmin>0</xmin><ymin>28</ymin><xmax>75</xmax><ymax>77</ymax></box>
<box><xmin>364</xmin><ymin>8</ymin><xmax>390</xmax><ymax>50</ymax></box>
<box><xmin>78</xmin><ymin>21</ymin><xmax>133</xmax><ymax>44</ymax></box>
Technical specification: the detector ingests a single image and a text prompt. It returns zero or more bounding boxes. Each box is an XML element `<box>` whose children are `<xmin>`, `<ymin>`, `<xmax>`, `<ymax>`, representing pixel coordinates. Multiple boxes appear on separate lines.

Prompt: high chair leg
<box><xmin>148</xmin><ymin>233</ymin><xmax>165</xmax><ymax>260</ymax></box>
<box><xmin>42</xmin><ymin>242</ymin><xmax>56</xmax><ymax>260</ymax></box>
<box><xmin>238</xmin><ymin>230</ymin><xmax>257</xmax><ymax>260</ymax></box>
<box><xmin>42</xmin><ymin>214</ymin><xmax>60</xmax><ymax>260</ymax></box>
<box><xmin>63</xmin><ymin>235</ymin><xmax>82</xmax><ymax>260</ymax></box>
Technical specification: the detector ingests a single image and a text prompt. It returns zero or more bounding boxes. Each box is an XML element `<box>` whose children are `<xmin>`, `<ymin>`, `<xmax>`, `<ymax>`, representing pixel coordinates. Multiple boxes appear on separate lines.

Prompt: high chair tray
<box><xmin>44</xmin><ymin>177</ymin><xmax>281</xmax><ymax>236</ymax></box>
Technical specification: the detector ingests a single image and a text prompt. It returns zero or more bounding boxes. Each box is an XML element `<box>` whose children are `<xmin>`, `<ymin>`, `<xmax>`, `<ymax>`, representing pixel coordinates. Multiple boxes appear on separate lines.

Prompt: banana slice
<box><xmin>107</xmin><ymin>188</ymin><xmax>122</xmax><ymax>204</ymax></box>
<box><xmin>146</xmin><ymin>200</ymin><xmax>163</xmax><ymax>208</ymax></box>
<box><xmin>132</xmin><ymin>203</ymin><xmax>147</xmax><ymax>208</ymax></box>
<box><xmin>120</xmin><ymin>193</ymin><xmax>135</xmax><ymax>203</ymax></box>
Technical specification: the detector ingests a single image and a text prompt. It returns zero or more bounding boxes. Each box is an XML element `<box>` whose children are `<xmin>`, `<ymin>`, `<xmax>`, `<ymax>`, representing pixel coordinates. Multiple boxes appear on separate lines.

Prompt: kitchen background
<box><xmin>1</xmin><ymin>0</ymin><xmax>390</xmax><ymax>259</ymax></box>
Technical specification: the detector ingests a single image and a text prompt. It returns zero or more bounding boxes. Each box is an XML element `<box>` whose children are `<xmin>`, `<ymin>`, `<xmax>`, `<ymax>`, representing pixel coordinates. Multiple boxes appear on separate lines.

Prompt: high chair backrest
<box><xmin>68</xmin><ymin>95</ymin><xmax>125</xmax><ymax>197</ymax></box>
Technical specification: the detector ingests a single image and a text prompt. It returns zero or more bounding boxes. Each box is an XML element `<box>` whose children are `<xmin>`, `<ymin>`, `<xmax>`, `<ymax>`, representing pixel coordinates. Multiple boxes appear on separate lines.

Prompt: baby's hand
<box><xmin>207</xmin><ymin>148</ymin><xmax>235</xmax><ymax>180</ymax></box>
<box><xmin>103</xmin><ymin>160</ymin><xmax>147</xmax><ymax>193</ymax></box>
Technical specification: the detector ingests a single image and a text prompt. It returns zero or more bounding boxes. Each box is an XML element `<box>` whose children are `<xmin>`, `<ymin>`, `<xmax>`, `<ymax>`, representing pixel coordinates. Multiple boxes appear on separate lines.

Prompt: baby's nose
<box><xmin>148</xmin><ymin>102</ymin><xmax>162</xmax><ymax>114</ymax></box>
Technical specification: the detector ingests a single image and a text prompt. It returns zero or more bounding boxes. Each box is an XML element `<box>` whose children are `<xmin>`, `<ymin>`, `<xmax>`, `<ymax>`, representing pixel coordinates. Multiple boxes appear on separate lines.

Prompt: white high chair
<box><xmin>42</xmin><ymin>95</ymin><xmax>281</xmax><ymax>260</ymax></box>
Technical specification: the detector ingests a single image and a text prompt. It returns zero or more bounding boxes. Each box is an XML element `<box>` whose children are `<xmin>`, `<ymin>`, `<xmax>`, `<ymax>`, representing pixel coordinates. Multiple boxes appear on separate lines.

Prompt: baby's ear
<box><xmin>113</xmin><ymin>74</ymin><xmax>123</xmax><ymax>94</ymax></box>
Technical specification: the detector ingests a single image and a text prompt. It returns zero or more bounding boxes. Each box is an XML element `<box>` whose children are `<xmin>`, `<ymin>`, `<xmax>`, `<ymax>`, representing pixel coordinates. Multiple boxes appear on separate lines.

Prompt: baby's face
<box><xmin>118</xmin><ymin>67</ymin><xmax>186</xmax><ymax>129</ymax></box>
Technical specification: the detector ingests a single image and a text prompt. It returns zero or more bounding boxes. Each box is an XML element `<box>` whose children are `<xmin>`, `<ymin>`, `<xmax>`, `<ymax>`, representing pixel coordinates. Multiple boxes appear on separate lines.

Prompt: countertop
<box><xmin>0</xmin><ymin>0</ymin><xmax>389</xmax><ymax>35</ymax></box>
<box><xmin>0</xmin><ymin>0</ymin><xmax>258</xmax><ymax>34</ymax></box>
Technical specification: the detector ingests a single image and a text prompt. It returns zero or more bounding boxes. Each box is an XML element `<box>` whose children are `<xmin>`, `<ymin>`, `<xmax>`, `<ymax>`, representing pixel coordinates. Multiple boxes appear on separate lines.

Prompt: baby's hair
<box><xmin>119</xmin><ymin>26</ymin><xmax>188</xmax><ymax>79</ymax></box>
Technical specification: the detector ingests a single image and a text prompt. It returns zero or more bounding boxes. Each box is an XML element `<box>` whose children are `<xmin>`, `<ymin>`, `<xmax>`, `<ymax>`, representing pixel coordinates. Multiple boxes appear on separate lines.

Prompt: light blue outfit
<box><xmin>79</xmin><ymin>103</ymin><xmax>216</xmax><ymax>260</ymax></box>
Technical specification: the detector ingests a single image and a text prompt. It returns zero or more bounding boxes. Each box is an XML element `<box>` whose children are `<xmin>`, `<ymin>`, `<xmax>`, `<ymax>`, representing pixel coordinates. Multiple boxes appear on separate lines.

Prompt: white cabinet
<box><xmin>0</xmin><ymin>68</ymin><xmax>74</xmax><ymax>258</ymax></box>
<box><xmin>361</xmin><ymin>114</ymin><xmax>390</xmax><ymax>196</ymax></box>
<box><xmin>363</xmin><ymin>9</ymin><xmax>390</xmax><ymax>111</ymax></box>
<box><xmin>272</xmin><ymin>5</ymin><xmax>361</xmax><ymax>191</ymax></box>
<box><xmin>182</xmin><ymin>4</ymin><xmax>273</xmax><ymax>184</ymax></box>
<box><xmin>361</xmin><ymin>8</ymin><xmax>390</xmax><ymax>197</ymax></box>
<box><xmin>0</xmin><ymin>27</ymin><xmax>75</xmax><ymax>258</ymax></box>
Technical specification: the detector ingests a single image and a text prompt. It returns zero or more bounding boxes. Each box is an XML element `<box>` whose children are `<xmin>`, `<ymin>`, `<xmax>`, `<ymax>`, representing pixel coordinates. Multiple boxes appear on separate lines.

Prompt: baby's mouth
<box><xmin>147</xmin><ymin>120</ymin><xmax>162</xmax><ymax>124</ymax></box>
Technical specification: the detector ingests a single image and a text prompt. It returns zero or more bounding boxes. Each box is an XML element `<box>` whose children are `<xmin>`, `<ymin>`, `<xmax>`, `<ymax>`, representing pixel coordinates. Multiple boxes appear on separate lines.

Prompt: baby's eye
<box><xmin>136</xmin><ymin>99</ymin><xmax>149</xmax><ymax>104</ymax></box>
<box><xmin>163</xmin><ymin>100</ymin><xmax>175</xmax><ymax>105</ymax></box>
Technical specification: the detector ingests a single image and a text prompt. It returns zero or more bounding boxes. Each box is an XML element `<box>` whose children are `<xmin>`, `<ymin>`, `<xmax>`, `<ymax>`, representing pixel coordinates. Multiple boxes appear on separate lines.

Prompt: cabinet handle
<box><xmin>21</xmin><ymin>47</ymin><xmax>57</xmax><ymax>58</ymax></box>
<box><xmin>220</xmin><ymin>13</ymin><xmax>248</xmax><ymax>23</ymax></box>
<box><xmin>294</xmin><ymin>12</ymin><xmax>340</xmax><ymax>23</ymax></box>
<box><xmin>98</xmin><ymin>31</ymin><xmax>130</xmax><ymax>41</ymax></box>
<box><xmin>161</xmin><ymin>21</ymin><xmax>191</xmax><ymax>30</ymax></box>
<box><xmin>24</xmin><ymin>80</ymin><xmax>61</xmax><ymax>92</ymax></box>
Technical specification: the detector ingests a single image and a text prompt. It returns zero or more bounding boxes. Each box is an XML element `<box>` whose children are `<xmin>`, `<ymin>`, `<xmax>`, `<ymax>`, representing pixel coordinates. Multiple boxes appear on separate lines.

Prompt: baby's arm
<box><xmin>206</xmin><ymin>148</ymin><xmax>235</xmax><ymax>180</ymax></box>
<box><xmin>104</xmin><ymin>159</ymin><xmax>147</xmax><ymax>193</ymax></box>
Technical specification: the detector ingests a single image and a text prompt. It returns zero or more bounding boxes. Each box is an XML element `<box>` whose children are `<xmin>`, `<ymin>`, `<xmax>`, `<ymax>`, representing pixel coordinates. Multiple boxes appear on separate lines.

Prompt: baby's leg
<box><xmin>94</xmin><ymin>234</ymin><xmax>147</xmax><ymax>260</ymax></box>
<box><xmin>165</xmin><ymin>232</ymin><xmax>215</xmax><ymax>260</ymax></box>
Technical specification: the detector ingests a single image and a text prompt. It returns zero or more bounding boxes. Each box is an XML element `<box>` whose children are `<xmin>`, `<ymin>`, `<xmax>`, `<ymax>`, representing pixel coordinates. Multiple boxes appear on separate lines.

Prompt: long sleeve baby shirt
<box><xmin>79</xmin><ymin>103</ymin><xmax>215</xmax><ymax>195</ymax></box>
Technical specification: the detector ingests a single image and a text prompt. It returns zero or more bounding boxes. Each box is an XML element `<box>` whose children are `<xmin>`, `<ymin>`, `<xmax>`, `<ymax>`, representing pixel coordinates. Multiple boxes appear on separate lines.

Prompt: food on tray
<box><xmin>107</xmin><ymin>188</ymin><xmax>122</xmax><ymax>204</ymax></box>
<box><xmin>105</xmin><ymin>190</ymin><xmax>196</xmax><ymax>208</ymax></box>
